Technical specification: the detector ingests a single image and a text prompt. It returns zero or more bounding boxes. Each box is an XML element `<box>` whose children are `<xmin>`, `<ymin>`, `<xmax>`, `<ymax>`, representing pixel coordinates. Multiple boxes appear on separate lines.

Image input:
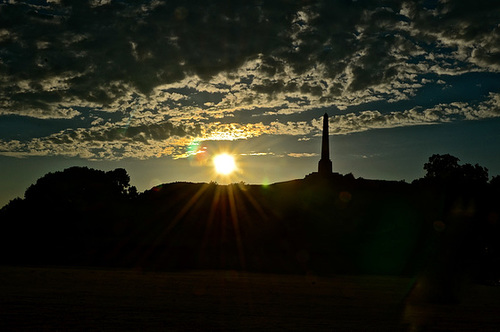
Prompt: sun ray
<box><xmin>199</xmin><ymin>184</ymin><xmax>222</xmax><ymax>266</ymax></box>
<box><xmin>227</xmin><ymin>184</ymin><xmax>246</xmax><ymax>269</ymax></box>
<box><xmin>236</xmin><ymin>183</ymin><xmax>273</xmax><ymax>222</ymax></box>
<box><xmin>138</xmin><ymin>183</ymin><xmax>212</xmax><ymax>266</ymax></box>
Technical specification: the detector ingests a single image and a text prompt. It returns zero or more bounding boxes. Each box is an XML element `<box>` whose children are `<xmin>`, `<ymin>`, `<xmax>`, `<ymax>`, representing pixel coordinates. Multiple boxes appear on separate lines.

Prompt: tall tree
<box><xmin>423</xmin><ymin>154</ymin><xmax>488</xmax><ymax>184</ymax></box>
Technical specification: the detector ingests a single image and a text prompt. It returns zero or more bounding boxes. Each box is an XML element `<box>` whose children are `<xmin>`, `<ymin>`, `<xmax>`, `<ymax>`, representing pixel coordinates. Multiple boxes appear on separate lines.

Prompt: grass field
<box><xmin>1</xmin><ymin>266</ymin><xmax>499</xmax><ymax>331</ymax></box>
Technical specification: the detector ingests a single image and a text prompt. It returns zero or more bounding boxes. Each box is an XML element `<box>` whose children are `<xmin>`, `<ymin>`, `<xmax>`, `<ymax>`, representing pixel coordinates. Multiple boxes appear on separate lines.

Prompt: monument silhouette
<box><xmin>306</xmin><ymin>112</ymin><xmax>338</xmax><ymax>179</ymax></box>
<box><xmin>318</xmin><ymin>113</ymin><xmax>333</xmax><ymax>176</ymax></box>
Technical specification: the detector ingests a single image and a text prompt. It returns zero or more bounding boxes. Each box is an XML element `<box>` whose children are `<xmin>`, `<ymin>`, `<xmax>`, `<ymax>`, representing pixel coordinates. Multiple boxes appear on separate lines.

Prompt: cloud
<box><xmin>1</xmin><ymin>1</ymin><xmax>500</xmax><ymax>161</ymax></box>
<box><xmin>2</xmin><ymin>91</ymin><xmax>500</xmax><ymax>160</ymax></box>
<box><xmin>3</xmin><ymin>0</ymin><xmax>498</xmax><ymax>117</ymax></box>
<box><xmin>57</xmin><ymin>121</ymin><xmax>200</xmax><ymax>144</ymax></box>
<box><xmin>327</xmin><ymin>94</ymin><xmax>500</xmax><ymax>135</ymax></box>
<box><xmin>0</xmin><ymin>103</ymin><xmax>81</xmax><ymax>119</ymax></box>
<box><xmin>240</xmin><ymin>152</ymin><xmax>274</xmax><ymax>156</ymax></box>
<box><xmin>288</xmin><ymin>152</ymin><xmax>317</xmax><ymax>158</ymax></box>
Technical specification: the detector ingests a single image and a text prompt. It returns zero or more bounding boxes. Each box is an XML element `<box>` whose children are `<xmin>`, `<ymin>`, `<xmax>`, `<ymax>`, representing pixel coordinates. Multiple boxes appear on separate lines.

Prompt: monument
<box><xmin>318</xmin><ymin>112</ymin><xmax>333</xmax><ymax>176</ymax></box>
<box><xmin>305</xmin><ymin>112</ymin><xmax>339</xmax><ymax>180</ymax></box>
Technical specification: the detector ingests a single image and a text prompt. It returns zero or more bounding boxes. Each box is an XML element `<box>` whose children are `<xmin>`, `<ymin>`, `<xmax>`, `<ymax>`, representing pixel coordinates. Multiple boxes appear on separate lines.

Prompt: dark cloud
<box><xmin>0</xmin><ymin>0</ymin><xmax>307</xmax><ymax>112</ymax></box>
<box><xmin>49</xmin><ymin>120</ymin><xmax>202</xmax><ymax>145</ymax></box>
<box><xmin>1</xmin><ymin>0</ymin><xmax>500</xmax><ymax>160</ymax></box>
<box><xmin>2</xmin><ymin>0</ymin><xmax>500</xmax><ymax>111</ymax></box>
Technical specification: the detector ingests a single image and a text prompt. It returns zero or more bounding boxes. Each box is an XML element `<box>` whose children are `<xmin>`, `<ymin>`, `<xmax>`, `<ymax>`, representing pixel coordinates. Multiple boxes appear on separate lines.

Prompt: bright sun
<box><xmin>213</xmin><ymin>153</ymin><xmax>236</xmax><ymax>175</ymax></box>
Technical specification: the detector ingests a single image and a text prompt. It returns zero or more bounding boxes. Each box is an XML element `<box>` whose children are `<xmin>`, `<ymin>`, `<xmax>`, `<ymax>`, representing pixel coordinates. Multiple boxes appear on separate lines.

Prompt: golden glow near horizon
<box><xmin>213</xmin><ymin>153</ymin><xmax>237</xmax><ymax>175</ymax></box>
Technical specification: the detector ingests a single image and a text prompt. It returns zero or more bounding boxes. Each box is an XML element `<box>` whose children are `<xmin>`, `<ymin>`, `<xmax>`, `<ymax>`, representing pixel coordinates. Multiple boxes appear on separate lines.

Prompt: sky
<box><xmin>1</xmin><ymin>0</ymin><xmax>500</xmax><ymax>207</ymax></box>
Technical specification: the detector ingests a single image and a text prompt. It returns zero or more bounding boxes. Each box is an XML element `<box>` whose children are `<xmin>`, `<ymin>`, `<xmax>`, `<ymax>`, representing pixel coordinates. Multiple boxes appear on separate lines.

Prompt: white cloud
<box><xmin>90</xmin><ymin>0</ymin><xmax>112</xmax><ymax>8</ymax></box>
<box><xmin>288</xmin><ymin>152</ymin><xmax>318</xmax><ymax>158</ymax></box>
<box><xmin>1</xmin><ymin>1</ymin><xmax>500</xmax><ymax>161</ymax></box>
<box><xmin>2</xmin><ymin>92</ymin><xmax>500</xmax><ymax>160</ymax></box>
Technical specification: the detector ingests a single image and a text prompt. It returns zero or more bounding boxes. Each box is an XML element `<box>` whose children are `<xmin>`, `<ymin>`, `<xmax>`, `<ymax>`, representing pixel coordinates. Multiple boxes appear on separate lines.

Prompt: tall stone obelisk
<box><xmin>318</xmin><ymin>113</ymin><xmax>332</xmax><ymax>175</ymax></box>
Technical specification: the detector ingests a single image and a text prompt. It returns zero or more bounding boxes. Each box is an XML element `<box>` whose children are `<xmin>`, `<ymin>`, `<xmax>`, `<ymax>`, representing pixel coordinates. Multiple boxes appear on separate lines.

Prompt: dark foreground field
<box><xmin>1</xmin><ymin>267</ymin><xmax>499</xmax><ymax>331</ymax></box>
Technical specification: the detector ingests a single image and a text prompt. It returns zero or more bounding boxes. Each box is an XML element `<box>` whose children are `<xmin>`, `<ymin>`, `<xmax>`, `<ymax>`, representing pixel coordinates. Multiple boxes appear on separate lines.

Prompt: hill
<box><xmin>1</xmin><ymin>160</ymin><xmax>500</xmax><ymax>281</ymax></box>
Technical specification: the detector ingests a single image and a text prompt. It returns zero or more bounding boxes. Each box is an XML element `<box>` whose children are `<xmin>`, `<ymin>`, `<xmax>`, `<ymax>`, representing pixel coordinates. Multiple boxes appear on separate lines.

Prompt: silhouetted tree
<box><xmin>423</xmin><ymin>154</ymin><xmax>488</xmax><ymax>185</ymax></box>
<box><xmin>461</xmin><ymin>163</ymin><xmax>489</xmax><ymax>184</ymax></box>
<box><xmin>0</xmin><ymin>166</ymin><xmax>138</xmax><ymax>266</ymax></box>
<box><xmin>424</xmin><ymin>154</ymin><xmax>460</xmax><ymax>180</ymax></box>
<box><xmin>23</xmin><ymin>166</ymin><xmax>136</xmax><ymax>204</ymax></box>
<box><xmin>105</xmin><ymin>168</ymin><xmax>136</xmax><ymax>197</ymax></box>
<box><xmin>490</xmin><ymin>175</ymin><xmax>500</xmax><ymax>188</ymax></box>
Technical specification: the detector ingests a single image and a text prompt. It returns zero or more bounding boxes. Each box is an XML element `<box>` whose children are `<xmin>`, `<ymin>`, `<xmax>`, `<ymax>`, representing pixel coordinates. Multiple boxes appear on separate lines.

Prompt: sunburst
<box><xmin>213</xmin><ymin>153</ymin><xmax>237</xmax><ymax>175</ymax></box>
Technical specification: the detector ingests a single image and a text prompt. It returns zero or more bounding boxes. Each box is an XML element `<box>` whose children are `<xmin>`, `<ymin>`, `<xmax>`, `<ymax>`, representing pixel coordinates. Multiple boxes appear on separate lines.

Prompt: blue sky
<box><xmin>1</xmin><ymin>0</ymin><xmax>500</xmax><ymax>207</ymax></box>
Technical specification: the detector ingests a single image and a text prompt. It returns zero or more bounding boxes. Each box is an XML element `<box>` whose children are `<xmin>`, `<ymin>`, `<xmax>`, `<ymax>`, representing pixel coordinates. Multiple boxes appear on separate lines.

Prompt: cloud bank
<box><xmin>1</xmin><ymin>0</ymin><xmax>499</xmax><ymax>159</ymax></box>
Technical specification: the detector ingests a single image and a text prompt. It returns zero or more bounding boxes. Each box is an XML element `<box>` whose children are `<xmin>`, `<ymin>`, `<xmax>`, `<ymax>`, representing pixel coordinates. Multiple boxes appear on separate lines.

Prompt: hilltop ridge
<box><xmin>1</xmin><ymin>158</ymin><xmax>499</xmax><ymax>281</ymax></box>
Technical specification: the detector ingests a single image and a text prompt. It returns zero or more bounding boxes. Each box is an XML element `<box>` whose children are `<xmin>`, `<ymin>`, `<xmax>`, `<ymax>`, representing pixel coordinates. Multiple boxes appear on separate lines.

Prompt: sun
<box><xmin>213</xmin><ymin>153</ymin><xmax>236</xmax><ymax>175</ymax></box>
